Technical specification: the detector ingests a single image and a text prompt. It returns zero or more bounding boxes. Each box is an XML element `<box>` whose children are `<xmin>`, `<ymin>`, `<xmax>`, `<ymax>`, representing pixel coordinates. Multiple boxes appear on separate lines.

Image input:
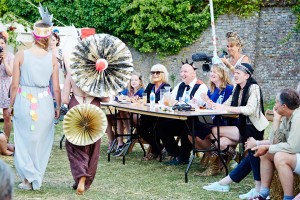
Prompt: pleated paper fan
<box><xmin>70</xmin><ymin>33</ymin><xmax>134</xmax><ymax>97</ymax></box>
<box><xmin>63</xmin><ymin>104</ymin><xmax>107</xmax><ymax>146</ymax></box>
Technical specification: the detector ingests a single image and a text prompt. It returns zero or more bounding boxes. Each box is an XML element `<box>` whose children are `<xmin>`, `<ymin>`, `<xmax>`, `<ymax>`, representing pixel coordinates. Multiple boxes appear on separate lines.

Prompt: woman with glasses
<box><xmin>139</xmin><ymin>64</ymin><xmax>171</xmax><ymax>161</ymax></box>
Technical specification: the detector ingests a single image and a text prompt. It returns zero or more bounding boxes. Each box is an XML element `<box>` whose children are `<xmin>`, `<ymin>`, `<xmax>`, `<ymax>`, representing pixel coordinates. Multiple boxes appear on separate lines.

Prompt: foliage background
<box><xmin>0</xmin><ymin>0</ymin><xmax>298</xmax><ymax>55</ymax></box>
<box><xmin>0</xmin><ymin>0</ymin><xmax>264</xmax><ymax>55</ymax></box>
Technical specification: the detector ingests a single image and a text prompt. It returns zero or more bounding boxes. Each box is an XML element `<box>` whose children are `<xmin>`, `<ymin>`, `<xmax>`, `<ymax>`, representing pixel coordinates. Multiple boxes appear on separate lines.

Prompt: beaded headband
<box><xmin>235</xmin><ymin>63</ymin><xmax>254</xmax><ymax>76</ymax></box>
<box><xmin>32</xmin><ymin>4</ymin><xmax>53</xmax><ymax>40</ymax></box>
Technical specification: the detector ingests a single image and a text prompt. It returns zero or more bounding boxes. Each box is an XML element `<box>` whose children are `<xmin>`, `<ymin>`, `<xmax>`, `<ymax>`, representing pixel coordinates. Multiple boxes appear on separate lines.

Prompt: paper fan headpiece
<box><xmin>63</xmin><ymin>104</ymin><xmax>108</xmax><ymax>146</ymax></box>
<box><xmin>70</xmin><ymin>33</ymin><xmax>134</xmax><ymax>97</ymax></box>
<box><xmin>32</xmin><ymin>3</ymin><xmax>53</xmax><ymax>39</ymax></box>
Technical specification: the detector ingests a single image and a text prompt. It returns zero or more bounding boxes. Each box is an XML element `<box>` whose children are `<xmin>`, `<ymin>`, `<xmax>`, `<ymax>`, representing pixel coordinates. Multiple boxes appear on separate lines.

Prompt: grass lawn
<box><xmin>0</xmin><ymin>121</ymin><xmax>268</xmax><ymax>200</ymax></box>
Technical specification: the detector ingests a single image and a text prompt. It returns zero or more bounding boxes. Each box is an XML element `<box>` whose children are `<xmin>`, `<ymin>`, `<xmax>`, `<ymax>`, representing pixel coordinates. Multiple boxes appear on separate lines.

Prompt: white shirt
<box><xmin>171</xmin><ymin>78</ymin><xmax>208</xmax><ymax>106</ymax></box>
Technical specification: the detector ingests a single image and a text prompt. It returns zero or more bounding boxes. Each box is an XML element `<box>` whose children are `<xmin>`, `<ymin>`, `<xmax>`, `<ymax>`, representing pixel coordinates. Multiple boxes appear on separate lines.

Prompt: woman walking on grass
<box><xmin>9</xmin><ymin>13</ymin><xmax>61</xmax><ymax>190</ymax></box>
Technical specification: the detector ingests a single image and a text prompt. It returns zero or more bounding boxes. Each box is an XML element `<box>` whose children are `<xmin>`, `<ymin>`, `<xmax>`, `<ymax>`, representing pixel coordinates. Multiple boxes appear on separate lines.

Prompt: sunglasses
<box><xmin>150</xmin><ymin>71</ymin><xmax>164</xmax><ymax>75</ymax></box>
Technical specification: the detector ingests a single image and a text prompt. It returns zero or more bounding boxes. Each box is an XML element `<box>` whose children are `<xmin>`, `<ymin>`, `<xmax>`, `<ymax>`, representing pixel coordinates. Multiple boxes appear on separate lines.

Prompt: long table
<box><xmin>101</xmin><ymin>101</ymin><xmax>234</xmax><ymax>182</ymax></box>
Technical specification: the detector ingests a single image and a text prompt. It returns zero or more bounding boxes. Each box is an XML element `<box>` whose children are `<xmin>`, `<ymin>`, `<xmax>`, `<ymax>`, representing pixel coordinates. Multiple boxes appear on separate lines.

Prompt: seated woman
<box><xmin>139</xmin><ymin>64</ymin><xmax>171</xmax><ymax>161</ymax></box>
<box><xmin>202</xmin><ymin>63</ymin><xmax>269</xmax><ymax>199</ymax></box>
<box><xmin>0</xmin><ymin>131</ymin><xmax>14</xmax><ymax>156</ymax></box>
<box><xmin>113</xmin><ymin>72</ymin><xmax>145</xmax><ymax>157</ymax></box>
<box><xmin>188</xmin><ymin>63</ymin><xmax>233</xmax><ymax>168</ymax></box>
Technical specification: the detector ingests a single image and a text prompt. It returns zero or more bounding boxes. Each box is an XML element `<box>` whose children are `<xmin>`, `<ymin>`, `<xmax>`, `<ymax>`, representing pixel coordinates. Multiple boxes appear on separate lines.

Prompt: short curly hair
<box><xmin>277</xmin><ymin>88</ymin><xmax>300</xmax><ymax>110</ymax></box>
<box><xmin>226</xmin><ymin>31</ymin><xmax>244</xmax><ymax>52</ymax></box>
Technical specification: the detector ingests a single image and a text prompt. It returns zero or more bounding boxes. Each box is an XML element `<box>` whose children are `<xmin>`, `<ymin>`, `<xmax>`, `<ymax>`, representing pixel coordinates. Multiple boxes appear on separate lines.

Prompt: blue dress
<box><xmin>194</xmin><ymin>84</ymin><xmax>234</xmax><ymax>140</ymax></box>
<box><xmin>119</xmin><ymin>88</ymin><xmax>144</xmax><ymax>98</ymax></box>
<box><xmin>207</xmin><ymin>84</ymin><xmax>233</xmax><ymax>104</ymax></box>
<box><xmin>13</xmin><ymin>50</ymin><xmax>54</xmax><ymax>190</ymax></box>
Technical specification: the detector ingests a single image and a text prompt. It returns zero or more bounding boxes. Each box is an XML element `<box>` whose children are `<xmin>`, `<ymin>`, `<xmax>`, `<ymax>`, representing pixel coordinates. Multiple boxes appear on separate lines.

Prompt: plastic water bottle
<box><xmin>184</xmin><ymin>90</ymin><xmax>190</xmax><ymax>103</ymax></box>
<box><xmin>150</xmin><ymin>90</ymin><xmax>155</xmax><ymax>108</ymax></box>
<box><xmin>216</xmin><ymin>94</ymin><xmax>224</xmax><ymax>104</ymax></box>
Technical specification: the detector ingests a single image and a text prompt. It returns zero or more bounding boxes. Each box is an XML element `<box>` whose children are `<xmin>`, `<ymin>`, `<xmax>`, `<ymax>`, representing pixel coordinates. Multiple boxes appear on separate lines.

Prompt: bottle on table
<box><xmin>150</xmin><ymin>89</ymin><xmax>155</xmax><ymax>108</ymax></box>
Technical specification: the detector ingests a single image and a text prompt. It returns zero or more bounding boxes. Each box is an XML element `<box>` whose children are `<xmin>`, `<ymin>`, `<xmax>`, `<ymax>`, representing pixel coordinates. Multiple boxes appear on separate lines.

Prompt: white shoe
<box><xmin>18</xmin><ymin>182</ymin><xmax>32</xmax><ymax>190</ymax></box>
<box><xmin>239</xmin><ymin>188</ymin><xmax>259</xmax><ymax>199</ymax></box>
<box><xmin>203</xmin><ymin>182</ymin><xmax>230</xmax><ymax>192</ymax></box>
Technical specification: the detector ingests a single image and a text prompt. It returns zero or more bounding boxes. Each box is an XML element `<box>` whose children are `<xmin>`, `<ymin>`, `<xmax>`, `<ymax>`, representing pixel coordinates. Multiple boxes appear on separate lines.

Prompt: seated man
<box><xmin>249</xmin><ymin>88</ymin><xmax>300</xmax><ymax>200</ymax></box>
<box><xmin>157</xmin><ymin>59</ymin><xmax>208</xmax><ymax>165</ymax></box>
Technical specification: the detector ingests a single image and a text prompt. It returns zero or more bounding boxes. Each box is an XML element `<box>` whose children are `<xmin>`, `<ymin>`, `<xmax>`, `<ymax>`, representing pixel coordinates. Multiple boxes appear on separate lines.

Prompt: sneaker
<box><xmin>203</xmin><ymin>182</ymin><xmax>230</xmax><ymax>192</ymax></box>
<box><xmin>163</xmin><ymin>157</ymin><xmax>189</xmax><ymax>166</ymax></box>
<box><xmin>248</xmin><ymin>195</ymin><xmax>267</xmax><ymax>200</ymax></box>
<box><xmin>113</xmin><ymin>141</ymin><xmax>131</xmax><ymax>157</ymax></box>
<box><xmin>107</xmin><ymin>142</ymin><xmax>117</xmax><ymax>154</ymax></box>
<box><xmin>18</xmin><ymin>182</ymin><xmax>32</xmax><ymax>190</ymax></box>
<box><xmin>239</xmin><ymin>188</ymin><xmax>259</xmax><ymax>199</ymax></box>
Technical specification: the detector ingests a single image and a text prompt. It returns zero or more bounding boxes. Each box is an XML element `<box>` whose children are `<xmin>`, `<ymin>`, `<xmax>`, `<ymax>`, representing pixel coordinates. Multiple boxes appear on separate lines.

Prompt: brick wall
<box><xmin>130</xmin><ymin>7</ymin><xmax>299</xmax><ymax>102</ymax></box>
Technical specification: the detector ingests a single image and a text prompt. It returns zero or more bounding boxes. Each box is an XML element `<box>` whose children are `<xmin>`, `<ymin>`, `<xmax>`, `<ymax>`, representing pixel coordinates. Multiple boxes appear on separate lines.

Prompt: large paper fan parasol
<box><xmin>63</xmin><ymin>104</ymin><xmax>108</xmax><ymax>146</ymax></box>
<box><xmin>70</xmin><ymin>33</ymin><xmax>134</xmax><ymax>97</ymax></box>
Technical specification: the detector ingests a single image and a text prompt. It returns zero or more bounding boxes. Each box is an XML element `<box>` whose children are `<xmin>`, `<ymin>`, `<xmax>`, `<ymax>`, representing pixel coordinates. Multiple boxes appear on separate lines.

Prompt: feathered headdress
<box><xmin>32</xmin><ymin>3</ymin><xmax>53</xmax><ymax>39</ymax></box>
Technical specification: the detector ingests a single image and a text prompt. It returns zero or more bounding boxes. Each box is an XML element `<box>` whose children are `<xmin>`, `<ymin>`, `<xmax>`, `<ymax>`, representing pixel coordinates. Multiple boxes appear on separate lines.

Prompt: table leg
<box><xmin>216</xmin><ymin>115</ymin><xmax>228</xmax><ymax>175</ymax></box>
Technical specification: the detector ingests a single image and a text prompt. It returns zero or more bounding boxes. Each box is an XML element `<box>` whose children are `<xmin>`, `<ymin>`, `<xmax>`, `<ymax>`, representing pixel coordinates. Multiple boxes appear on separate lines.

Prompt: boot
<box><xmin>199</xmin><ymin>153</ymin><xmax>210</xmax><ymax>168</ymax></box>
<box><xmin>195</xmin><ymin>155</ymin><xmax>221</xmax><ymax>176</ymax></box>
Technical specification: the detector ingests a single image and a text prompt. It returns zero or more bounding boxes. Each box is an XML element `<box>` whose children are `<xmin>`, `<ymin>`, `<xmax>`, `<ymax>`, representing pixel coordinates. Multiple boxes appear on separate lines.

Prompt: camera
<box><xmin>172</xmin><ymin>103</ymin><xmax>194</xmax><ymax>111</ymax></box>
<box><xmin>192</xmin><ymin>50</ymin><xmax>228</xmax><ymax>72</ymax></box>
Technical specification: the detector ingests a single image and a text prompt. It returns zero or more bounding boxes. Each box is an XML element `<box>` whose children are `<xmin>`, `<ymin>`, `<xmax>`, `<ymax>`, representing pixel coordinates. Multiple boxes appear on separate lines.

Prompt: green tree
<box><xmin>4</xmin><ymin>0</ymin><xmax>298</xmax><ymax>56</ymax></box>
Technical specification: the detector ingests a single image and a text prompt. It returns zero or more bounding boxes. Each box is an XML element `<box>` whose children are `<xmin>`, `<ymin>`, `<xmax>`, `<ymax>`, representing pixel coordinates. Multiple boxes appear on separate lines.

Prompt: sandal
<box><xmin>141</xmin><ymin>153</ymin><xmax>158</xmax><ymax>161</ymax></box>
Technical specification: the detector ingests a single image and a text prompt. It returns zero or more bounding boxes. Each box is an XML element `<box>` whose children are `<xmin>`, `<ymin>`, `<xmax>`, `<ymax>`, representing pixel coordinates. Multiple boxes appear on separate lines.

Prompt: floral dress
<box><xmin>0</xmin><ymin>52</ymin><xmax>14</xmax><ymax>108</ymax></box>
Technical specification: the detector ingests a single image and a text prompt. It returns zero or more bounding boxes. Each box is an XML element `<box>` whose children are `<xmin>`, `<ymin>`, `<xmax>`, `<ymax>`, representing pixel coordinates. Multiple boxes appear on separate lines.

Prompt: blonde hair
<box><xmin>226</xmin><ymin>32</ymin><xmax>244</xmax><ymax>53</ymax></box>
<box><xmin>149</xmin><ymin>64</ymin><xmax>169</xmax><ymax>84</ymax></box>
<box><xmin>208</xmin><ymin>64</ymin><xmax>232</xmax><ymax>93</ymax></box>
<box><xmin>127</xmin><ymin>71</ymin><xmax>145</xmax><ymax>96</ymax></box>
<box><xmin>33</xmin><ymin>22</ymin><xmax>51</xmax><ymax>51</ymax></box>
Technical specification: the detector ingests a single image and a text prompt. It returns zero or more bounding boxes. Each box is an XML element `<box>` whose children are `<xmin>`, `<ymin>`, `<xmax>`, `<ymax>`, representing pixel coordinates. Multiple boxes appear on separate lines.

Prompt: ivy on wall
<box><xmin>1</xmin><ymin>0</ymin><xmax>298</xmax><ymax>55</ymax></box>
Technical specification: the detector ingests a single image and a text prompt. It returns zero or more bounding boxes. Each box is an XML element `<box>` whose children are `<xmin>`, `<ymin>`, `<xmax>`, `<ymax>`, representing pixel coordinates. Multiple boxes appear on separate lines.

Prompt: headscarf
<box><xmin>231</xmin><ymin>63</ymin><xmax>264</xmax><ymax>142</ymax></box>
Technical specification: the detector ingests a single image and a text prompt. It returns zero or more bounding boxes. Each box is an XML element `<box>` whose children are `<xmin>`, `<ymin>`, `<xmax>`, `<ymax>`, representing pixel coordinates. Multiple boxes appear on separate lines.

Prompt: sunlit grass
<box><xmin>0</xmin><ymin>122</ymin><xmax>272</xmax><ymax>200</ymax></box>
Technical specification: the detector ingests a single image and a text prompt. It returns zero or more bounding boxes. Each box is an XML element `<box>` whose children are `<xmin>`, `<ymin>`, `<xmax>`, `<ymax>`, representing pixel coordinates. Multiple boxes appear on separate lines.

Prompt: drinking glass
<box><xmin>142</xmin><ymin>93</ymin><xmax>147</xmax><ymax>105</ymax></box>
<box><xmin>160</xmin><ymin>89</ymin><xmax>166</xmax><ymax>103</ymax></box>
<box><xmin>178</xmin><ymin>97</ymin><xmax>183</xmax><ymax>103</ymax></box>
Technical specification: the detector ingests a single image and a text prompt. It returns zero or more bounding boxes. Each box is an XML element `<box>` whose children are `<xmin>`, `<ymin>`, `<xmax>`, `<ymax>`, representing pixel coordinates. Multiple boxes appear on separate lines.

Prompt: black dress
<box><xmin>138</xmin><ymin>83</ymin><xmax>171</xmax><ymax>155</ymax></box>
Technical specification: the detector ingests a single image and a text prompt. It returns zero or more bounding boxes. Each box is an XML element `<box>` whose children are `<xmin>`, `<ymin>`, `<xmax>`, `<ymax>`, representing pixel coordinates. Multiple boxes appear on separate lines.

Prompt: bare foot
<box><xmin>76</xmin><ymin>176</ymin><xmax>86</xmax><ymax>195</ymax></box>
<box><xmin>7</xmin><ymin>144</ymin><xmax>15</xmax><ymax>152</ymax></box>
<box><xmin>3</xmin><ymin>150</ymin><xmax>13</xmax><ymax>156</ymax></box>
